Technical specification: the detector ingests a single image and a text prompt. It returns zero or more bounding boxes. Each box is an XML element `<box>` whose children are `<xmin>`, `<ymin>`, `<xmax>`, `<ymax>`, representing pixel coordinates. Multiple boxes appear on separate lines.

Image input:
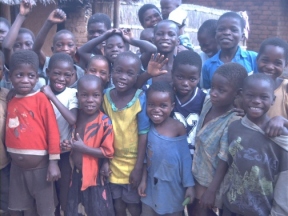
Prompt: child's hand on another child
<box><xmin>147</xmin><ymin>53</ymin><xmax>168</xmax><ymax>77</ymax></box>
<box><xmin>40</xmin><ymin>85</ymin><xmax>55</xmax><ymax>100</ymax></box>
<box><xmin>138</xmin><ymin>180</ymin><xmax>147</xmax><ymax>197</ymax></box>
<box><xmin>184</xmin><ymin>187</ymin><xmax>195</xmax><ymax>205</ymax></box>
<box><xmin>120</xmin><ymin>28</ymin><xmax>133</xmax><ymax>43</ymax></box>
<box><xmin>60</xmin><ymin>139</ymin><xmax>72</xmax><ymax>152</ymax></box>
<box><xmin>71</xmin><ymin>133</ymin><xmax>86</xmax><ymax>152</ymax></box>
<box><xmin>19</xmin><ymin>0</ymin><xmax>35</xmax><ymax>17</ymax></box>
<box><xmin>265</xmin><ymin>116</ymin><xmax>288</xmax><ymax>137</ymax></box>
<box><xmin>100</xmin><ymin>160</ymin><xmax>112</xmax><ymax>186</ymax></box>
<box><xmin>47</xmin><ymin>160</ymin><xmax>61</xmax><ymax>182</ymax></box>
<box><xmin>199</xmin><ymin>188</ymin><xmax>215</xmax><ymax>209</ymax></box>
<box><xmin>129</xmin><ymin>167</ymin><xmax>142</xmax><ymax>189</ymax></box>
<box><xmin>232</xmin><ymin>108</ymin><xmax>245</xmax><ymax>117</ymax></box>
<box><xmin>47</xmin><ymin>9</ymin><xmax>66</xmax><ymax>24</ymax></box>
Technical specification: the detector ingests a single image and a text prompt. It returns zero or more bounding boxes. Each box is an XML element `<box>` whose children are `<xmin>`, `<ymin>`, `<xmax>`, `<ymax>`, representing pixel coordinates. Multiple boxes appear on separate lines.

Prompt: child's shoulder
<box><xmin>99</xmin><ymin>111</ymin><xmax>112</xmax><ymax>125</ymax></box>
<box><xmin>167</xmin><ymin>118</ymin><xmax>187</xmax><ymax>136</ymax></box>
<box><xmin>0</xmin><ymin>88</ymin><xmax>9</xmax><ymax>102</ymax></box>
<box><xmin>240</xmin><ymin>47</ymin><xmax>257</xmax><ymax>58</ymax></box>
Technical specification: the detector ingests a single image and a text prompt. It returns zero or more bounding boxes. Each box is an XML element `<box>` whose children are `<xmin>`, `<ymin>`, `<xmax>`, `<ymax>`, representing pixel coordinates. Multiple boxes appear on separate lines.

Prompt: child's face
<box><xmin>10</xmin><ymin>64</ymin><xmax>38</xmax><ymax>95</ymax></box>
<box><xmin>47</xmin><ymin>61</ymin><xmax>74</xmax><ymax>93</ymax></box>
<box><xmin>143</xmin><ymin>8</ymin><xmax>162</xmax><ymax>28</ymax></box>
<box><xmin>215</xmin><ymin>17</ymin><xmax>243</xmax><ymax>50</ymax></box>
<box><xmin>154</xmin><ymin>22</ymin><xmax>178</xmax><ymax>54</ymax></box>
<box><xmin>86</xmin><ymin>59</ymin><xmax>110</xmax><ymax>85</ymax></box>
<box><xmin>257</xmin><ymin>45</ymin><xmax>286</xmax><ymax>80</ymax></box>
<box><xmin>77</xmin><ymin>81</ymin><xmax>102</xmax><ymax>115</ymax></box>
<box><xmin>172</xmin><ymin>64</ymin><xmax>200</xmax><ymax>98</ymax></box>
<box><xmin>87</xmin><ymin>22</ymin><xmax>108</xmax><ymax>41</ymax></box>
<box><xmin>198</xmin><ymin>32</ymin><xmax>218</xmax><ymax>58</ymax></box>
<box><xmin>13</xmin><ymin>33</ymin><xmax>34</xmax><ymax>52</ymax></box>
<box><xmin>104</xmin><ymin>35</ymin><xmax>126</xmax><ymax>63</ymax></box>
<box><xmin>147</xmin><ymin>91</ymin><xmax>174</xmax><ymax>125</ymax></box>
<box><xmin>112</xmin><ymin>57</ymin><xmax>138</xmax><ymax>93</ymax></box>
<box><xmin>242</xmin><ymin>79</ymin><xmax>274</xmax><ymax>120</ymax></box>
<box><xmin>160</xmin><ymin>0</ymin><xmax>178</xmax><ymax>19</ymax></box>
<box><xmin>52</xmin><ymin>33</ymin><xmax>76</xmax><ymax>58</ymax></box>
<box><xmin>210</xmin><ymin>73</ymin><xmax>237</xmax><ymax>108</ymax></box>
<box><xmin>0</xmin><ymin>22</ymin><xmax>9</xmax><ymax>47</ymax></box>
<box><xmin>0</xmin><ymin>57</ymin><xmax>3</xmax><ymax>81</ymax></box>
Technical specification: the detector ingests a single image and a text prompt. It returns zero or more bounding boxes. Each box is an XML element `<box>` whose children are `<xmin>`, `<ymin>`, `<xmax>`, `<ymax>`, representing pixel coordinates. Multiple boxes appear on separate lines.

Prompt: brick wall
<box><xmin>184</xmin><ymin>0</ymin><xmax>288</xmax><ymax>51</ymax></box>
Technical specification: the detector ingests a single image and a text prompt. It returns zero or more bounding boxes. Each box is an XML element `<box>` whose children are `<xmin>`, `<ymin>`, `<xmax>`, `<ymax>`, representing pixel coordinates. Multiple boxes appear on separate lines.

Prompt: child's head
<box><xmin>146</xmin><ymin>81</ymin><xmax>175</xmax><ymax>125</ymax></box>
<box><xmin>216</xmin><ymin>12</ymin><xmax>245</xmax><ymax>51</ymax></box>
<box><xmin>52</xmin><ymin>30</ymin><xmax>76</xmax><ymax>58</ymax></box>
<box><xmin>13</xmin><ymin>28</ymin><xmax>35</xmax><ymax>52</ymax></box>
<box><xmin>172</xmin><ymin>50</ymin><xmax>202</xmax><ymax>98</ymax></box>
<box><xmin>138</xmin><ymin>4</ymin><xmax>162</xmax><ymax>28</ymax></box>
<box><xmin>112</xmin><ymin>51</ymin><xmax>141</xmax><ymax>93</ymax></box>
<box><xmin>0</xmin><ymin>50</ymin><xmax>4</xmax><ymax>81</ymax></box>
<box><xmin>0</xmin><ymin>17</ymin><xmax>10</xmax><ymax>47</ymax></box>
<box><xmin>77</xmin><ymin>75</ymin><xmax>103</xmax><ymax>115</ymax></box>
<box><xmin>104</xmin><ymin>34</ymin><xmax>127</xmax><ymax>63</ymax></box>
<box><xmin>87</xmin><ymin>13</ymin><xmax>111</xmax><ymax>41</ymax></box>
<box><xmin>46</xmin><ymin>53</ymin><xmax>75</xmax><ymax>93</ymax></box>
<box><xmin>160</xmin><ymin>0</ymin><xmax>182</xmax><ymax>20</ymax></box>
<box><xmin>197</xmin><ymin>19</ymin><xmax>218</xmax><ymax>58</ymax></box>
<box><xmin>211</xmin><ymin>63</ymin><xmax>247</xmax><ymax>108</ymax></box>
<box><xmin>257</xmin><ymin>37</ymin><xmax>288</xmax><ymax>80</ymax></box>
<box><xmin>242</xmin><ymin>73</ymin><xmax>275</xmax><ymax>120</ymax></box>
<box><xmin>86</xmin><ymin>55</ymin><xmax>110</xmax><ymax>86</ymax></box>
<box><xmin>9</xmin><ymin>50</ymin><xmax>39</xmax><ymax>95</ymax></box>
<box><xmin>153</xmin><ymin>20</ymin><xmax>179</xmax><ymax>55</ymax></box>
<box><xmin>140</xmin><ymin>28</ymin><xmax>154</xmax><ymax>43</ymax></box>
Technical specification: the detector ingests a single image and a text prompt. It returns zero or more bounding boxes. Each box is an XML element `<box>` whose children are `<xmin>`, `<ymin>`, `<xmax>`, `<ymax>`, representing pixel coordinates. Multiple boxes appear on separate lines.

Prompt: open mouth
<box><xmin>55</xmin><ymin>83</ymin><xmax>65</xmax><ymax>89</ymax></box>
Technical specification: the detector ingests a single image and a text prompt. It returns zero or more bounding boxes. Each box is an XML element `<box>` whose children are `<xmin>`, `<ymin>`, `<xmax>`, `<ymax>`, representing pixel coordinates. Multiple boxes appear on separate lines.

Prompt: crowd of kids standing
<box><xmin>0</xmin><ymin>0</ymin><xmax>287</xmax><ymax>215</ymax></box>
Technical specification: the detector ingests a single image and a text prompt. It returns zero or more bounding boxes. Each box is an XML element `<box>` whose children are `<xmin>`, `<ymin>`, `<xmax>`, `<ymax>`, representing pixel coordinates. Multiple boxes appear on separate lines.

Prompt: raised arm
<box><xmin>33</xmin><ymin>9</ymin><xmax>66</xmax><ymax>67</ymax></box>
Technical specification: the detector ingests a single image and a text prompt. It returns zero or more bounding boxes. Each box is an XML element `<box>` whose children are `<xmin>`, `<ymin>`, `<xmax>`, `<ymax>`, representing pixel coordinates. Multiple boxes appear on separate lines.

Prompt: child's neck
<box><xmin>247</xmin><ymin>114</ymin><xmax>270</xmax><ymax>131</ymax></box>
<box><xmin>220</xmin><ymin>46</ymin><xmax>238</xmax><ymax>63</ymax></box>
<box><xmin>211</xmin><ymin>103</ymin><xmax>234</xmax><ymax>116</ymax></box>
<box><xmin>176</xmin><ymin>88</ymin><xmax>196</xmax><ymax>104</ymax></box>
<box><xmin>78</xmin><ymin>110</ymin><xmax>100</xmax><ymax>124</ymax></box>
<box><xmin>274</xmin><ymin>77</ymin><xmax>283</xmax><ymax>90</ymax></box>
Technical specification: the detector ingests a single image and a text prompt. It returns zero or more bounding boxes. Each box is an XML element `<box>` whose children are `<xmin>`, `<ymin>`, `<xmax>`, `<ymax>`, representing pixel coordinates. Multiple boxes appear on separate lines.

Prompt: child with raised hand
<box><xmin>102</xmin><ymin>52</ymin><xmax>150</xmax><ymax>216</ymax></box>
<box><xmin>189</xmin><ymin>63</ymin><xmax>248</xmax><ymax>216</ymax></box>
<box><xmin>40</xmin><ymin>52</ymin><xmax>78</xmax><ymax>214</ymax></box>
<box><xmin>63</xmin><ymin>75</ymin><xmax>115</xmax><ymax>216</ymax></box>
<box><xmin>222</xmin><ymin>74</ymin><xmax>288</xmax><ymax>216</ymax></box>
<box><xmin>5</xmin><ymin>50</ymin><xmax>60</xmax><ymax>215</ymax></box>
<box><xmin>139</xmin><ymin>81</ymin><xmax>195</xmax><ymax>216</ymax></box>
<box><xmin>202</xmin><ymin>12</ymin><xmax>257</xmax><ymax>89</ymax></box>
<box><xmin>0</xmin><ymin>17</ymin><xmax>10</xmax><ymax>50</ymax></box>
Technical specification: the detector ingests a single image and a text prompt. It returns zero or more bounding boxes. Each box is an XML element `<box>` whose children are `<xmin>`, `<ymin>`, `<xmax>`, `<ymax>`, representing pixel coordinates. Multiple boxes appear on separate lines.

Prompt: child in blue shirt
<box><xmin>202</xmin><ymin>12</ymin><xmax>257</xmax><ymax>89</ymax></box>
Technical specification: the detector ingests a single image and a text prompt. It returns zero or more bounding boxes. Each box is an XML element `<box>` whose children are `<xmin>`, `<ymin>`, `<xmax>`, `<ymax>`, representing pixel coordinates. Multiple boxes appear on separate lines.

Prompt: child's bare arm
<box><xmin>33</xmin><ymin>9</ymin><xmax>66</xmax><ymax>67</ymax></box>
<box><xmin>138</xmin><ymin>164</ymin><xmax>147</xmax><ymax>197</ymax></box>
<box><xmin>2</xmin><ymin>0</ymin><xmax>33</xmax><ymax>67</ymax></box>
<box><xmin>266</xmin><ymin>116</ymin><xmax>288</xmax><ymax>137</ymax></box>
<box><xmin>47</xmin><ymin>160</ymin><xmax>61</xmax><ymax>181</ymax></box>
<box><xmin>199</xmin><ymin>159</ymin><xmax>228</xmax><ymax>209</ymax></box>
<box><xmin>41</xmin><ymin>85</ymin><xmax>77</xmax><ymax>125</ymax></box>
<box><xmin>129</xmin><ymin>133</ymin><xmax>147</xmax><ymax>189</ymax></box>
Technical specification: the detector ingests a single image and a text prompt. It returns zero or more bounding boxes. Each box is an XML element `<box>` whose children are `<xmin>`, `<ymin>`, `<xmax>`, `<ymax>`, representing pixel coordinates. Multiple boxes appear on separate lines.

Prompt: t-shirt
<box><xmin>141</xmin><ymin>125</ymin><xmax>194</xmax><ymax>215</ymax></box>
<box><xmin>102</xmin><ymin>88</ymin><xmax>150</xmax><ymax>184</ymax></box>
<box><xmin>51</xmin><ymin>87</ymin><xmax>78</xmax><ymax>142</ymax></box>
<box><xmin>202</xmin><ymin>46</ymin><xmax>257</xmax><ymax>89</ymax></box>
<box><xmin>5</xmin><ymin>91</ymin><xmax>60</xmax><ymax>160</ymax></box>
<box><xmin>173</xmin><ymin>87</ymin><xmax>206</xmax><ymax>156</ymax></box>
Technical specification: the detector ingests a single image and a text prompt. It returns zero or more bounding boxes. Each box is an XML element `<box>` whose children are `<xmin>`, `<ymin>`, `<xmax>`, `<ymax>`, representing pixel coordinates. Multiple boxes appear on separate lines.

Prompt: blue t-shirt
<box><xmin>202</xmin><ymin>46</ymin><xmax>257</xmax><ymax>89</ymax></box>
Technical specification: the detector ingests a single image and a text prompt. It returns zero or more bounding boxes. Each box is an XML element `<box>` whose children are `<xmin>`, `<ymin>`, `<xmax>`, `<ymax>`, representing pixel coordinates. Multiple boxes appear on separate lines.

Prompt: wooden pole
<box><xmin>113</xmin><ymin>0</ymin><xmax>120</xmax><ymax>28</ymax></box>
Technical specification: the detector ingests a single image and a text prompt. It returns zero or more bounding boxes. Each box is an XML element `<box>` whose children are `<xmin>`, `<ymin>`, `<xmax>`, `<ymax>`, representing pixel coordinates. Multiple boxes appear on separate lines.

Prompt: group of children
<box><xmin>0</xmin><ymin>0</ymin><xmax>287</xmax><ymax>216</ymax></box>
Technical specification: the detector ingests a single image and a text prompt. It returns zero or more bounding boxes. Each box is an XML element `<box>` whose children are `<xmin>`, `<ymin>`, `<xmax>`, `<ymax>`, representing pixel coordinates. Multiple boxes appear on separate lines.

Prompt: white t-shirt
<box><xmin>51</xmin><ymin>87</ymin><xmax>78</xmax><ymax>141</ymax></box>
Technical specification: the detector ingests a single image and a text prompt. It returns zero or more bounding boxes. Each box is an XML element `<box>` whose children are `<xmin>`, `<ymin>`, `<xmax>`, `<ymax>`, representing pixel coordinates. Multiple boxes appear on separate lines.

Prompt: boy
<box><xmin>40</xmin><ymin>53</ymin><xmax>78</xmax><ymax>214</ymax></box>
<box><xmin>0</xmin><ymin>17</ymin><xmax>10</xmax><ymax>50</ymax></box>
<box><xmin>102</xmin><ymin>52</ymin><xmax>150</xmax><ymax>216</ymax></box>
<box><xmin>0</xmin><ymin>50</ymin><xmax>10</xmax><ymax>216</ymax></box>
<box><xmin>160</xmin><ymin>0</ymin><xmax>182</xmax><ymax>19</ymax></box>
<box><xmin>202</xmin><ymin>12</ymin><xmax>257</xmax><ymax>89</ymax></box>
<box><xmin>138</xmin><ymin>4</ymin><xmax>162</xmax><ymax>29</ymax></box>
<box><xmin>139</xmin><ymin>81</ymin><xmax>195</xmax><ymax>215</ymax></box>
<box><xmin>190</xmin><ymin>63</ymin><xmax>248</xmax><ymax>216</ymax></box>
<box><xmin>65</xmin><ymin>75</ymin><xmax>115</xmax><ymax>215</ymax></box>
<box><xmin>222</xmin><ymin>74</ymin><xmax>288</xmax><ymax>216</ymax></box>
<box><xmin>5</xmin><ymin>50</ymin><xmax>61</xmax><ymax>215</ymax></box>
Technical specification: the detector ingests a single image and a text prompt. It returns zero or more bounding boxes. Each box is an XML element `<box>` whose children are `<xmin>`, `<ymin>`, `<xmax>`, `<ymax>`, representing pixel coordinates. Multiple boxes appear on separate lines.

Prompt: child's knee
<box><xmin>113</xmin><ymin>198</ymin><xmax>126</xmax><ymax>213</ymax></box>
<box><xmin>127</xmin><ymin>203</ymin><xmax>141</xmax><ymax>216</ymax></box>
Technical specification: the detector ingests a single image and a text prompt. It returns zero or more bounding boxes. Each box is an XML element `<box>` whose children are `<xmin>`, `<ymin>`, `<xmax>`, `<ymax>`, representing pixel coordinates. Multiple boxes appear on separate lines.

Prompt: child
<box><xmin>138</xmin><ymin>4</ymin><xmax>162</xmax><ymax>29</ymax></box>
<box><xmin>160</xmin><ymin>0</ymin><xmax>182</xmax><ymax>19</ymax></box>
<box><xmin>64</xmin><ymin>75</ymin><xmax>115</xmax><ymax>216</ymax></box>
<box><xmin>256</xmin><ymin>37</ymin><xmax>288</xmax><ymax>120</ymax></box>
<box><xmin>190</xmin><ymin>63</ymin><xmax>248</xmax><ymax>216</ymax></box>
<box><xmin>202</xmin><ymin>12</ymin><xmax>257</xmax><ymax>89</ymax></box>
<box><xmin>5</xmin><ymin>50</ymin><xmax>61</xmax><ymax>215</ymax></box>
<box><xmin>102</xmin><ymin>52</ymin><xmax>150</xmax><ymax>216</ymax></box>
<box><xmin>40</xmin><ymin>53</ymin><xmax>78</xmax><ymax>214</ymax></box>
<box><xmin>222</xmin><ymin>73</ymin><xmax>288</xmax><ymax>216</ymax></box>
<box><xmin>0</xmin><ymin>17</ymin><xmax>10</xmax><ymax>50</ymax></box>
<box><xmin>139</xmin><ymin>81</ymin><xmax>195</xmax><ymax>215</ymax></box>
<box><xmin>0</xmin><ymin>50</ymin><xmax>10</xmax><ymax>216</ymax></box>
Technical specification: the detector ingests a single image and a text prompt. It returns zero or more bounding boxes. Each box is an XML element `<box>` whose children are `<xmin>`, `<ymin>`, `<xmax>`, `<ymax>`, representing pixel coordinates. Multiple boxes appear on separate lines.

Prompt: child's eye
<box><xmin>29</xmin><ymin>74</ymin><xmax>36</xmax><ymax>78</ymax></box>
<box><xmin>56</xmin><ymin>43</ymin><xmax>63</xmax><ymax>48</ymax></box>
<box><xmin>176</xmin><ymin>75</ymin><xmax>183</xmax><ymax>80</ymax></box>
<box><xmin>190</xmin><ymin>78</ymin><xmax>196</xmax><ymax>82</ymax></box>
<box><xmin>16</xmin><ymin>74</ymin><xmax>21</xmax><ymax>78</ymax></box>
<box><xmin>160</xmin><ymin>104</ymin><xmax>167</xmax><ymax>108</ymax></box>
<box><xmin>68</xmin><ymin>44</ymin><xmax>75</xmax><ymax>48</ymax></box>
<box><xmin>64</xmin><ymin>73</ymin><xmax>72</xmax><ymax>78</ymax></box>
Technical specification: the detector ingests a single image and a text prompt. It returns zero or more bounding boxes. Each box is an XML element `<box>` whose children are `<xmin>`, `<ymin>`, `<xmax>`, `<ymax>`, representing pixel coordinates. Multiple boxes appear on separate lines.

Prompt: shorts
<box><xmin>141</xmin><ymin>203</ymin><xmax>182</xmax><ymax>216</ymax></box>
<box><xmin>110</xmin><ymin>183</ymin><xmax>140</xmax><ymax>204</ymax></box>
<box><xmin>8</xmin><ymin>163</ymin><xmax>57</xmax><ymax>216</ymax></box>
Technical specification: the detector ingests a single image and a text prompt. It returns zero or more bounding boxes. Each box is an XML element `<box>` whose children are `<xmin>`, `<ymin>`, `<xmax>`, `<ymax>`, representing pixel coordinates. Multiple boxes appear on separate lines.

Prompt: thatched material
<box><xmin>0</xmin><ymin>0</ymin><xmax>55</xmax><ymax>5</ymax></box>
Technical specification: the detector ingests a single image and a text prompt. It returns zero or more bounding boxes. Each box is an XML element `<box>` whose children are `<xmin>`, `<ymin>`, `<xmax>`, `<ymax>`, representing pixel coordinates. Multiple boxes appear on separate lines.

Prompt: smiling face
<box><xmin>10</xmin><ymin>63</ymin><xmax>38</xmax><ymax>95</ymax></box>
<box><xmin>216</xmin><ymin>17</ymin><xmax>243</xmax><ymax>50</ymax></box>
<box><xmin>242</xmin><ymin>79</ymin><xmax>274</xmax><ymax>121</ymax></box>
<box><xmin>52</xmin><ymin>33</ymin><xmax>76</xmax><ymax>58</ymax></box>
<box><xmin>86</xmin><ymin>58</ymin><xmax>110</xmax><ymax>85</ymax></box>
<box><xmin>104</xmin><ymin>35</ymin><xmax>126</xmax><ymax>63</ymax></box>
<box><xmin>147</xmin><ymin>90</ymin><xmax>174</xmax><ymax>125</ymax></box>
<box><xmin>47</xmin><ymin>60</ymin><xmax>74</xmax><ymax>93</ymax></box>
<box><xmin>197</xmin><ymin>31</ymin><xmax>218</xmax><ymax>58</ymax></box>
<box><xmin>154</xmin><ymin>21</ymin><xmax>179</xmax><ymax>54</ymax></box>
<box><xmin>257</xmin><ymin>45</ymin><xmax>286</xmax><ymax>80</ymax></box>
<box><xmin>142</xmin><ymin>8</ymin><xmax>162</xmax><ymax>28</ymax></box>
<box><xmin>13</xmin><ymin>33</ymin><xmax>34</xmax><ymax>52</ymax></box>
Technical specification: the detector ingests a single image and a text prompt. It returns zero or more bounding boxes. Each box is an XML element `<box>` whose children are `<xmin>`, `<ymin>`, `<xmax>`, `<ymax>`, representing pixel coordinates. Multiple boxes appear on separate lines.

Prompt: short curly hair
<box><xmin>198</xmin><ymin>19</ymin><xmax>217</xmax><ymax>38</ymax></box>
<box><xmin>10</xmin><ymin>50</ymin><xmax>39</xmax><ymax>73</ymax></box>
<box><xmin>147</xmin><ymin>81</ymin><xmax>175</xmax><ymax>103</ymax></box>
<box><xmin>53</xmin><ymin>29</ymin><xmax>75</xmax><ymax>45</ymax></box>
<box><xmin>218</xmin><ymin>12</ymin><xmax>245</xmax><ymax>31</ymax></box>
<box><xmin>48</xmin><ymin>53</ymin><xmax>74</xmax><ymax>69</ymax></box>
<box><xmin>138</xmin><ymin>4</ymin><xmax>161</xmax><ymax>27</ymax></box>
<box><xmin>243</xmin><ymin>73</ymin><xmax>275</xmax><ymax>94</ymax></box>
<box><xmin>113</xmin><ymin>51</ymin><xmax>141</xmax><ymax>73</ymax></box>
<box><xmin>0</xmin><ymin>17</ymin><xmax>11</xmax><ymax>29</ymax></box>
<box><xmin>172</xmin><ymin>50</ymin><xmax>202</xmax><ymax>74</ymax></box>
<box><xmin>18</xmin><ymin>28</ymin><xmax>35</xmax><ymax>41</ymax></box>
<box><xmin>87</xmin><ymin>13</ymin><xmax>111</xmax><ymax>30</ymax></box>
<box><xmin>214</xmin><ymin>62</ymin><xmax>248</xmax><ymax>90</ymax></box>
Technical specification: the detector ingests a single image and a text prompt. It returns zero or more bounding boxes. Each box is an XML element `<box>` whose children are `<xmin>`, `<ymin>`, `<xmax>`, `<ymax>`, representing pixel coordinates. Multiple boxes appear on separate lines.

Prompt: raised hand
<box><xmin>19</xmin><ymin>0</ymin><xmax>35</xmax><ymax>16</ymax></box>
<box><xmin>47</xmin><ymin>9</ymin><xmax>66</xmax><ymax>24</ymax></box>
<box><xmin>120</xmin><ymin>28</ymin><xmax>133</xmax><ymax>43</ymax></box>
<box><xmin>147</xmin><ymin>53</ymin><xmax>169</xmax><ymax>77</ymax></box>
